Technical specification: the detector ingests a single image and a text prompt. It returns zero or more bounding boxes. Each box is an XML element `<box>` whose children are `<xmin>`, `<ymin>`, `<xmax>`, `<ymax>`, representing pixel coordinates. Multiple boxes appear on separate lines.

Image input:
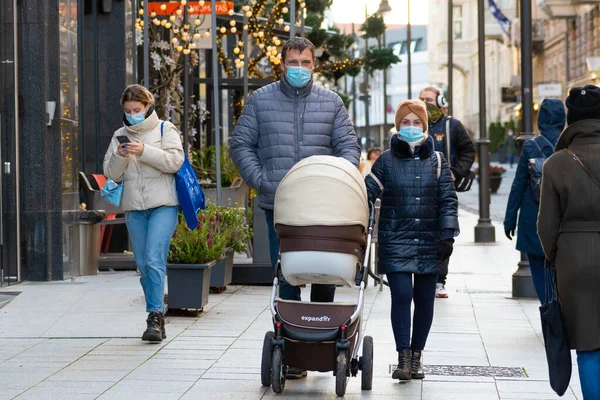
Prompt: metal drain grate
<box><xmin>456</xmin><ymin>289</ymin><xmax>513</xmax><ymax>295</ymax></box>
<box><xmin>389</xmin><ymin>364</ymin><xmax>526</xmax><ymax>378</ymax></box>
<box><xmin>424</xmin><ymin>365</ymin><xmax>526</xmax><ymax>377</ymax></box>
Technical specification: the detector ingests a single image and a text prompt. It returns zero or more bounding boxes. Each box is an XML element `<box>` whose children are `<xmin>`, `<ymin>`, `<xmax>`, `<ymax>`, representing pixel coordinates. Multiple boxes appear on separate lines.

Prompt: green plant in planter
<box><xmin>168</xmin><ymin>204</ymin><xmax>230</xmax><ymax>265</ymax></box>
<box><xmin>191</xmin><ymin>145</ymin><xmax>240</xmax><ymax>188</ymax></box>
<box><xmin>221</xmin><ymin>206</ymin><xmax>252</xmax><ymax>253</ymax></box>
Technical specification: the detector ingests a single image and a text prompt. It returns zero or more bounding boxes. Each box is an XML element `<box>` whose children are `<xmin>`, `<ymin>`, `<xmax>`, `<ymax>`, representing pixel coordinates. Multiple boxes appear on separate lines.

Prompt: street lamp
<box><xmin>474</xmin><ymin>0</ymin><xmax>495</xmax><ymax>242</ymax></box>
<box><xmin>377</xmin><ymin>0</ymin><xmax>392</xmax><ymax>148</ymax></box>
<box><xmin>512</xmin><ymin>0</ymin><xmax>537</xmax><ymax>298</ymax></box>
<box><xmin>407</xmin><ymin>0</ymin><xmax>412</xmax><ymax>99</ymax></box>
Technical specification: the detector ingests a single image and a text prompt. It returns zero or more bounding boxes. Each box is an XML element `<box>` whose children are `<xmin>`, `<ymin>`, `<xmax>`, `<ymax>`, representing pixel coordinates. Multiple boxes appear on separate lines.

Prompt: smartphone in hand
<box><xmin>116</xmin><ymin>135</ymin><xmax>131</xmax><ymax>144</ymax></box>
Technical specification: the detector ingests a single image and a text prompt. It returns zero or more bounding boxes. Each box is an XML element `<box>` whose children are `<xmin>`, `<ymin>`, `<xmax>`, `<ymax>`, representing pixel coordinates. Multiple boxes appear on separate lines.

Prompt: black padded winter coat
<box><xmin>365</xmin><ymin>135</ymin><xmax>459</xmax><ymax>275</ymax></box>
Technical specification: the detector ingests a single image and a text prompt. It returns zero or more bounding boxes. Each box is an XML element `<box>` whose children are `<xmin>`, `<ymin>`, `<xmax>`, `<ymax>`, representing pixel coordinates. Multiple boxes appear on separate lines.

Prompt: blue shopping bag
<box><xmin>161</xmin><ymin>122</ymin><xmax>205</xmax><ymax>230</ymax></box>
<box><xmin>100</xmin><ymin>179</ymin><xmax>123</xmax><ymax>207</ymax></box>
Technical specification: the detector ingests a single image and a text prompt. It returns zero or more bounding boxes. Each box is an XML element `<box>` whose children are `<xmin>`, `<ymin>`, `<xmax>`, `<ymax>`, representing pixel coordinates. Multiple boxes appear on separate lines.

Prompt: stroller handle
<box><xmin>368</xmin><ymin>201</ymin><xmax>375</xmax><ymax>229</ymax></box>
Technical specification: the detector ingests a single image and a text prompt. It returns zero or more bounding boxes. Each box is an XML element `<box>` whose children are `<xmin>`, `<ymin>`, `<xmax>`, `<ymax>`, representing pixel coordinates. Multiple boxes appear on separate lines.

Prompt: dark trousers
<box><xmin>437</xmin><ymin>258</ymin><xmax>449</xmax><ymax>285</ymax></box>
<box><xmin>387</xmin><ymin>272</ymin><xmax>437</xmax><ymax>352</ymax></box>
<box><xmin>528</xmin><ymin>253</ymin><xmax>547</xmax><ymax>304</ymax></box>
<box><xmin>264</xmin><ymin>209</ymin><xmax>336</xmax><ymax>302</ymax></box>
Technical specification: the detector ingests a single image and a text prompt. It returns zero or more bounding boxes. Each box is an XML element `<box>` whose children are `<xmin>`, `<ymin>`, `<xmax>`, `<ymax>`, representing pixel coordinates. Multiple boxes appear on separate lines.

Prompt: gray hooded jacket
<box><xmin>230</xmin><ymin>75</ymin><xmax>360</xmax><ymax>210</ymax></box>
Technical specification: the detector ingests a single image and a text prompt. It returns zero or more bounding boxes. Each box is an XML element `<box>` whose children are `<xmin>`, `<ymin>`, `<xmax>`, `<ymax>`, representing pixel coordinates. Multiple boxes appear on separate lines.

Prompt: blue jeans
<box><xmin>264</xmin><ymin>209</ymin><xmax>335</xmax><ymax>302</ymax></box>
<box><xmin>527</xmin><ymin>253</ymin><xmax>548</xmax><ymax>304</ymax></box>
<box><xmin>387</xmin><ymin>272</ymin><xmax>437</xmax><ymax>352</ymax></box>
<box><xmin>126</xmin><ymin>206</ymin><xmax>178</xmax><ymax>313</ymax></box>
<box><xmin>577</xmin><ymin>348</ymin><xmax>600</xmax><ymax>399</ymax></box>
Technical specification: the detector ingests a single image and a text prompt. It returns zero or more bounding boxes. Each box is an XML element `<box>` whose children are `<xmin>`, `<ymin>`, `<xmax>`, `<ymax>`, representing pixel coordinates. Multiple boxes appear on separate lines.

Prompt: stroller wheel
<box><xmin>335</xmin><ymin>350</ymin><xmax>348</xmax><ymax>397</ymax></box>
<box><xmin>261</xmin><ymin>331</ymin><xmax>274</xmax><ymax>387</ymax></box>
<box><xmin>271</xmin><ymin>346</ymin><xmax>286</xmax><ymax>394</ymax></box>
<box><xmin>360</xmin><ymin>336</ymin><xmax>374</xmax><ymax>390</ymax></box>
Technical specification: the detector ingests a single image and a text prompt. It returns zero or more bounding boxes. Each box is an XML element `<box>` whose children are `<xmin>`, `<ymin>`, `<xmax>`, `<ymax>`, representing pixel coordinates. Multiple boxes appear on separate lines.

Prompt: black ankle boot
<box><xmin>159</xmin><ymin>313</ymin><xmax>166</xmax><ymax>339</ymax></box>
<box><xmin>142</xmin><ymin>312</ymin><xmax>163</xmax><ymax>342</ymax></box>
<box><xmin>411</xmin><ymin>349</ymin><xmax>425</xmax><ymax>379</ymax></box>
<box><xmin>392</xmin><ymin>349</ymin><xmax>412</xmax><ymax>381</ymax></box>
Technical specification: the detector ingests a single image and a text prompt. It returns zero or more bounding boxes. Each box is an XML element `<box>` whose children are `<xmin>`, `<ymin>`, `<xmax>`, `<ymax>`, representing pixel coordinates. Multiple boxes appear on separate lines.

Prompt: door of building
<box><xmin>0</xmin><ymin>0</ymin><xmax>21</xmax><ymax>286</ymax></box>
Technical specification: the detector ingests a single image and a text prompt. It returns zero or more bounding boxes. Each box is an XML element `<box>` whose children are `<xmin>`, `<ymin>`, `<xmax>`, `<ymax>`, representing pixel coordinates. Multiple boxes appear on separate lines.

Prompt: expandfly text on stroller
<box><xmin>260</xmin><ymin>156</ymin><xmax>375</xmax><ymax>397</ymax></box>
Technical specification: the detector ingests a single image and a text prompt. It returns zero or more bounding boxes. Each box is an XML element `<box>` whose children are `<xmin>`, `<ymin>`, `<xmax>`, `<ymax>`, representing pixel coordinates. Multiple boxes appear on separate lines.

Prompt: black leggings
<box><xmin>387</xmin><ymin>272</ymin><xmax>437</xmax><ymax>352</ymax></box>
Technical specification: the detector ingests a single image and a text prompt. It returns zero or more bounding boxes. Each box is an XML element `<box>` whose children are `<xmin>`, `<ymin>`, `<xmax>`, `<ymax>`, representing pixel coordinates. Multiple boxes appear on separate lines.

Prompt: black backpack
<box><xmin>528</xmin><ymin>136</ymin><xmax>554</xmax><ymax>203</ymax></box>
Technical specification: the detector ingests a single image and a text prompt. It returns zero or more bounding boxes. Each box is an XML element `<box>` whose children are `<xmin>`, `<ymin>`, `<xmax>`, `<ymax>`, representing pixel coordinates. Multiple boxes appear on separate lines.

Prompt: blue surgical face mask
<box><xmin>126</xmin><ymin>112</ymin><xmax>146</xmax><ymax>126</ymax></box>
<box><xmin>398</xmin><ymin>126</ymin><xmax>425</xmax><ymax>143</ymax></box>
<box><xmin>286</xmin><ymin>66</ymin><xmax>312</xmax><ymax>88</ymax></box>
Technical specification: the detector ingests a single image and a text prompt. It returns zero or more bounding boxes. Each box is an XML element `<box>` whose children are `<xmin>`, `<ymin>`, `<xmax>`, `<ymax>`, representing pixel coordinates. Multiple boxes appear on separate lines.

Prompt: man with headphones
<box><xmin>420</xmin><ymin>86</ymin><xmax>476</xmax><ymax>298</ymax></box>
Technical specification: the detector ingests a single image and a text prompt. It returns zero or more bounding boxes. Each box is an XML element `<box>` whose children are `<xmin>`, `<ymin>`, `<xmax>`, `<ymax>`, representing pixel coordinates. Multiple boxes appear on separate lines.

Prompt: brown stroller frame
<box><xmin>260</xmin><ymin>202</ymin><xmax>375</xmax><ymax>397</ymax></box>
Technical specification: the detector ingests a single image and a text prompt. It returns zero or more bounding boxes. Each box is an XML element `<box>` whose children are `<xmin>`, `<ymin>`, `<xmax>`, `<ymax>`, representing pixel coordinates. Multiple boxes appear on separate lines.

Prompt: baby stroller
<box><xmin>260</xmin><ymin>156</ymin><xmax>375</xmax><ymax>397</ymax></box>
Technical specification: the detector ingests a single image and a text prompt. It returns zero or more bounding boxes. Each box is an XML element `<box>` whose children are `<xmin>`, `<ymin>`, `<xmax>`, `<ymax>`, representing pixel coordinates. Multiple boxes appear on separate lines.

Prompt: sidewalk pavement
<box><xmin>0</xmin><ymin>210</ymin><xmax>584</xmax><ymax>400</ymax></box>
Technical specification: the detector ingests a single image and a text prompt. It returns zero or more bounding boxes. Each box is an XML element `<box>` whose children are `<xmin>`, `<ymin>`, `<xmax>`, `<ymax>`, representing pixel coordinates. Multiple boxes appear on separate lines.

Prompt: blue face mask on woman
<box><xmin>399</xmin><ymin>126</ymin><xmax>425</xmax><ymax>143</ymax></box>
<box><xmin>126</xmin><ymin>112</ymin><xmax>146</xmax><ymax>126</ymax></box>
<box><xmin>286</xmin><ymin>66</ymin><xmax>312</xmax><ymax>88</ymax></box>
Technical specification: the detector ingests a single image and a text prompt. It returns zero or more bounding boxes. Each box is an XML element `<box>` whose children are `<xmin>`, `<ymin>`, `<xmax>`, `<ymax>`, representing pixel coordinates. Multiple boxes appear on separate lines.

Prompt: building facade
<box><xmin>0</xmin><ymin>0</ymin><xmax>129</xmax><ymax>285</ymax></box>
<box><xmin>347</xmin><ymin>25</ymin><xmax>429</xmax><ymax>150</ymax></box>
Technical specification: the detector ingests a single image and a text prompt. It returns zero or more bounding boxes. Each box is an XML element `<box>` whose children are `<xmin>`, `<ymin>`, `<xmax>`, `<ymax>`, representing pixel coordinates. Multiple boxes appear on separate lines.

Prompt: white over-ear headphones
<box><xmin>434</xmin><ymin>88</ymin><xmax>447</xmax><ymax>108</ymax></box>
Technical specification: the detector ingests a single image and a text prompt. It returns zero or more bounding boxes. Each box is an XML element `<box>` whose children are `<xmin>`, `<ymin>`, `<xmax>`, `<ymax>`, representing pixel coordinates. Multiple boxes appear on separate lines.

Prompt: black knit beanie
<box><xmin>565</xmin><ymin>85</ymin><xmax>600</xmax><ymax>125</ymax></box>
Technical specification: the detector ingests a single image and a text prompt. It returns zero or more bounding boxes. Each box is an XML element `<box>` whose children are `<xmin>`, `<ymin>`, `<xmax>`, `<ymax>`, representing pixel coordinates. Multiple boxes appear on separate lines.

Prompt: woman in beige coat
<box><xmin>103</xmin><ymin>85</ymin><xmax>183</xmax><ymax>342</ymax></box>
<box><xmin>538</xmin><ymin>85</ymin><xmax>600</xmax><ymax>398</ymax></box>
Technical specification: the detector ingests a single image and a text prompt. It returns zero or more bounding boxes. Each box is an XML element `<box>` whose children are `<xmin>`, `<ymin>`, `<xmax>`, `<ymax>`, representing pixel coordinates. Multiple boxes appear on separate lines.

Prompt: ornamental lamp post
<box><xmin>376</xmin><ymin>0</ymin><xmax>392</xmax><ymax>148</ymax></box>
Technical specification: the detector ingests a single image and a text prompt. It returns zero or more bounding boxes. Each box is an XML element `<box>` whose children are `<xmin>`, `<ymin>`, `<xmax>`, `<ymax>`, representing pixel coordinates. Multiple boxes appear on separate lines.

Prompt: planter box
<box><xmin>210</xmin><ymin>249</ymin><xmax>234</xmax><ymax>288</ymax></box>
<box><xmin>203</xmin><ymin>178</ymin><xmax>247</xmax><ymax>208</ymax></box>
<box><xmin>166</xmin><ymin>261</ymin><xmax>215</xmax><ymax>311</ymax></box>
<box><xmin>490</xmin><ymin>176</ymin><xmax>503</xmax><ymax>194</ymax></box>
<box><xmin>231</xmin><ymin>201</ymin><xmax>273</xmax><ymax>285</ymax></box>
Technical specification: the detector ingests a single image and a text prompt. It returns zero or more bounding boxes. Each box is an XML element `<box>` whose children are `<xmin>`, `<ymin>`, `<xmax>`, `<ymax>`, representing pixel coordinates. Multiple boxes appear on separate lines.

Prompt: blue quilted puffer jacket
<box><xmin>230</xmin><ymin>74</ymin><xmax>360</xmax><ymax>210</ymax></box>
<box><xmin>365</xmin><ymin>135</ymin><xmax>459</xmax><ymax>275</ymax></box>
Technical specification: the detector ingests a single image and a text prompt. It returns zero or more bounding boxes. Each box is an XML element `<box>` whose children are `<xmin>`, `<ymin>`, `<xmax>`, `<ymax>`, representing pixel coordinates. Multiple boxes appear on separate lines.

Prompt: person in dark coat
<box><xmin>538</xmin><ymin>85</ymin><xmax>600</xmax><ymax>398</ymax></box>
<box><xmin>504</xmin><ymin>129</ymin><xmax>519</xmax><ymax>168</ymax></box>
<box><xmin>504</xmin><ymin>99</ymin><xmax>565</xmax><ymax>303</ymax></box>
<box><xmin>366</xmin><ymin>100</ymin><xmax>459</xmax><ymax>382</ymax></box>
<box><xmin>420</xmin><ymin>87</ymin><xmax>475</xmax><ymax>298</ymax></box>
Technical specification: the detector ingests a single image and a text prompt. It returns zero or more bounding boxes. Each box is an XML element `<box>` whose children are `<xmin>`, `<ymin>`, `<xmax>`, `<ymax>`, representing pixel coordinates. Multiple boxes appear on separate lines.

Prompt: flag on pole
<box><xmin>488</xmin><ymin>0</ymin><xmax>511</xmax><ymax>40</ymax></box>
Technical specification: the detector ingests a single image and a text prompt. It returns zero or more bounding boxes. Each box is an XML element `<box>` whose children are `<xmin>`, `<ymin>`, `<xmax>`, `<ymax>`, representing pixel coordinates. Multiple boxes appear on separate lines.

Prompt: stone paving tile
<box><xmin>422</xmin><ymin>381</ymin><xmax>500</xmax><ymax>400</ymax></box>
<box><xmin>123</xmin><ymin>369</ymin><xmax>206</xmax><ymax>382</ymax></box>
<box><xmin>96</xmin><ymin>386</ymin><xmax>185</xmax><ymax>400</ymax></box>
<box><xmin>179</xmin><ymin>378</ymin><xmax>269</xmax><ymax>399</ymax></box>
<box><xmin>13</xmin><ymin>390</ymin><xmax>97</xmax><ymax>400</ymax></box>
<box><xmin>46</xmin><ymin>368</ymin><xmax>131</xmax><ymax>383</ymax></box>
<box><xmin>496</xmin><ymin>380</ymin><xmax>579</xmax><ymax>399</ymax></box>
<box><xmin>0</xmin><ymin>390</ymin><xmax>24</xmax><ymax>400</ymax></box>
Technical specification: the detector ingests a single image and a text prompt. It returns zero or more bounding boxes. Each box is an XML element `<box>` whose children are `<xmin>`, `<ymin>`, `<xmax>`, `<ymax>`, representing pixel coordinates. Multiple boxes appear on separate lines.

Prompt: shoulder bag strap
<box><xmin>538</xmin><ymin>135</ymin><xmax>554</xmax><ymax>148</ymax></box>
<box><xmin>160</xmin><ymin>121</ymin><xmax>165</xmax><ymax>137</ymax></box>
<box><xmin>564</xmin><ymin>148</ymin><xmax>600</xmax><ymax>190</ymax></box>
<box><xmin>530</xmin><ymin>137</ymin><xmax>544</xmax><ymax>156</ymax></box>
<box><xmin>445</xmin><ymin>117</ymin><xmax>452</xmax><ymax>162</ymax></box>
<box><xmin>435</xmin><ymin>151</ymin><xmax>442</xmax><ymax>179</ymax></box>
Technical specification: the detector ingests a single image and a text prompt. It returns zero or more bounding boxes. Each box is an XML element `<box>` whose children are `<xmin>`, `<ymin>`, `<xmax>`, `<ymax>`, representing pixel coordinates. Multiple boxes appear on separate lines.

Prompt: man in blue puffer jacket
<box><xmin>230</xmin><ymin>37</ymin><xmax>360</xmax><ymax>377</ymax></box>
<box><xmin>504</xmin><ymin>98</ymin><xmax>565</xmax><ymax>303</ymax></box>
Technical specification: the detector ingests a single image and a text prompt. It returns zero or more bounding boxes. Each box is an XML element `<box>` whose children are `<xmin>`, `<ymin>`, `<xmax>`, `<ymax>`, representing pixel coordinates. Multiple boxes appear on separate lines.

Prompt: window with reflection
<box><xmin>59</xmin><ymin>0</ymin><xmax>79</xmax><ymax>194</ymax></box>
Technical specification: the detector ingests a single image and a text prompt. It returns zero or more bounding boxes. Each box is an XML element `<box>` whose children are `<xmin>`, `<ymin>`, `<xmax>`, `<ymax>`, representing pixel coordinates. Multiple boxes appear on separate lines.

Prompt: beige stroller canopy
<box><xmin>274</xmin><ymin>156</ymin><xmax>369</xmax><ymax>230</ymax></box>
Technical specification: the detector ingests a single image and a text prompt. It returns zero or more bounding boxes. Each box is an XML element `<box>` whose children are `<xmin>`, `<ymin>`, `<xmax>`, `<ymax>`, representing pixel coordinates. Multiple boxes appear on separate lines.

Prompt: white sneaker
<box><xmin>435</xmin><ymin>283</ymin><xmax>448</xmax><ymax>298</ymax></box>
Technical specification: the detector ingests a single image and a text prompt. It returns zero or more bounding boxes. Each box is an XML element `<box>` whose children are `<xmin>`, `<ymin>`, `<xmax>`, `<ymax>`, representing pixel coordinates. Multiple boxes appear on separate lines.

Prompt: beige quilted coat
<box><xmin>103</xmin><ymin>111</ymin><xmax>184</xmax><ymax>211</ymax></box>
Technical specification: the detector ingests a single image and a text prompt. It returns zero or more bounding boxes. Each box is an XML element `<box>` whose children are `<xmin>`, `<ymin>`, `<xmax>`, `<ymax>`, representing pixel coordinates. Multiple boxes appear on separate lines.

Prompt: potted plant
<box><xmin>476</xmin><ymin>165</ymin><xmax>507</xmax><ymax>194</ymax></box>
<box><xmin>167</xmin><ymin>204</ymin><xmax>229</xmax><ymax>312</ymax></box>
<box><xmin>193</xmin><ymin>145</ymin><xmax>248</xmax><ymax>208</ymax></box>
<box><xmin>210</xmin><ymin>206</ymin><xmax>252</xmax><ymax>291</ymax></box>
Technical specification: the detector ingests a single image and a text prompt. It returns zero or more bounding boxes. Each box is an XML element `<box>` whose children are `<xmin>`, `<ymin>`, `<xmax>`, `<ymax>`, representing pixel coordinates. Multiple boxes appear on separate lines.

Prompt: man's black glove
<box><xmin>438</xmin><ymin>238</ymin><xmax>454</xmax><ymax>261</ymax></box>
<box><xmin>505</xmin><ymin>230</ymin><xmax>515</xmax><ymax>240</ymax></box>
